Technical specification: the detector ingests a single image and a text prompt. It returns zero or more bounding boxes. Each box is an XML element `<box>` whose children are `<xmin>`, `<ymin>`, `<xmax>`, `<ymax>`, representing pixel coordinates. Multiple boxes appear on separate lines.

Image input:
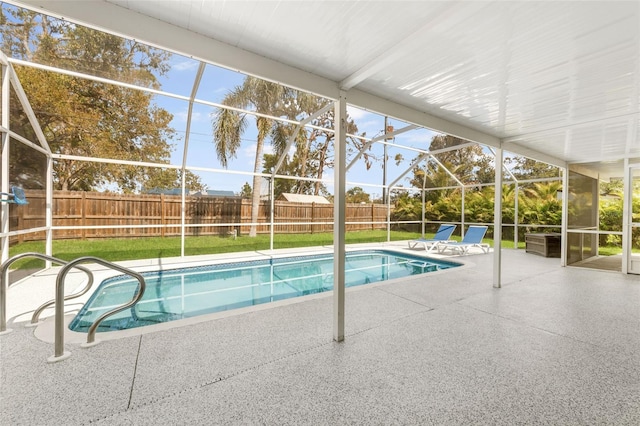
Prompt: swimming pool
<box><xmin>69</xmin><ymin>250</ymin><xmax>460</xmax><ymax>333</ymax></box>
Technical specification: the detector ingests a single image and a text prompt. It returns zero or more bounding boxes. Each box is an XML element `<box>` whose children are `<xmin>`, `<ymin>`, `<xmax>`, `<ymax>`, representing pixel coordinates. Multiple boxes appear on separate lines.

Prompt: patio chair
<box><xmin>408</xmin><ymin>224</ymin><xmax>456</xmax><ymax>253</ymax></box>
<box><xmin>437</xmin><ymin>225</ymin><xmax>489</xmax><ymax>255</ymax></box>
<box><xmin>0</xmin><ymin>186</ymin><xmax>28</xmax><ymax>205</ymax></box>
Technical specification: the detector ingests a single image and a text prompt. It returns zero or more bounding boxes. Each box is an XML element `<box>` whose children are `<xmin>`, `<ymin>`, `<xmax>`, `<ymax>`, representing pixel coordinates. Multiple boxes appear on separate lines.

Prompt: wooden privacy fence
<box><xmin>10</xmin><ymin>190</ymin><xmax>389</xmax><ymax>242</ymax></box>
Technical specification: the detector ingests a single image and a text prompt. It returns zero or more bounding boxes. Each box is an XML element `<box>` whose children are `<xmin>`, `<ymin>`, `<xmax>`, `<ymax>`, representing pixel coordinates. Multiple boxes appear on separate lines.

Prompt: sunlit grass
<box><xmin>8</xmin><ymin>230</ymin><xmax>627</xmax><ymax>270</ymax></box>
<box><xmin>8</xmin><ymin>230</ymin><xmax>421</xmax><ymax>269</ymax></box>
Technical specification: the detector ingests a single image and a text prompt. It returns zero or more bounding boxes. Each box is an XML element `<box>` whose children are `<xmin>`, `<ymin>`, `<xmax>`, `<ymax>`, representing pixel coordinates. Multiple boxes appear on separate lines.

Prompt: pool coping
<box><xmin>13</xmin><ymin>241</ymin><xmax>476</xmax><ymax>345</ymax></box>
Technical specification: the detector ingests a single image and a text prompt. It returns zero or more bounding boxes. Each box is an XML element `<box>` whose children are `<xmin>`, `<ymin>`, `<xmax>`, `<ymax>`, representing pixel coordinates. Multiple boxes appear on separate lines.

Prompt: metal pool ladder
<box><xmin>0</xmin><ymin>252</ymin><xmax>94</xmax><ymax>334</ymax></box>
<box><xmin>0</xmin><ymin>253</ymin><xmax>146</xmax><ymax>363</ymax></box>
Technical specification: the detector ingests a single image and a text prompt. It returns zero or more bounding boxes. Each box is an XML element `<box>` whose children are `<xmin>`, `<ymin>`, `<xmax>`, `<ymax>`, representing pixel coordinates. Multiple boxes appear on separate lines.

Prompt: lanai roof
<box><xmin>12</xmin><ymin>0</ymin><xmax>640</xmax><ymax>178</ymax></box>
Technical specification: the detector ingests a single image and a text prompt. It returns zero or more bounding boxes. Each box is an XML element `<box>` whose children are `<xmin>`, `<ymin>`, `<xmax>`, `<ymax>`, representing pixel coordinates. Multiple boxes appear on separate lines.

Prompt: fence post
<box><xmin>160</xmin><ymin>193</ymin><xmax>165</xmax><ymax>237</ymax></box>
<box><xmin>311</xmin><ymin>202</ymin><xmax>315</xmax><ymax>234</ymax></box>
<box><xmin>16</xmin><ymin>203</ymin><xmax>23</xmax><ymax>243</ymax></box>
<box><xmin>371</xmin><ymin>203</ymin><xmax>375</xmax><ymax>230</ymax></box>
<box><xmin>81</xmin><ymin>191</ymin><xmax>86</xmax><ymax>240</ymax></box>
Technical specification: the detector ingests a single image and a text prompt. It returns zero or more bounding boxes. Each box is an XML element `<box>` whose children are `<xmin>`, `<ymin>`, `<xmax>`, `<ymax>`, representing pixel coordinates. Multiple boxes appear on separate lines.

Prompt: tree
<box><xmin>346</xmin><ymin>187</ymin><xmax>370</xmax><ymax>203</ymax></box>
<box><xmin>408</xmin><ymin>135</ymin><xmax>494</xmax><ymax>199</ymax></box>
<box><xmin>391</xmin><ymin>190</ymin><xmax>422</xmax><ymax>223</ymax></box>
<box><xmin>214</xmin><ymin>77</ymin><xmax>369</xmax><ymax>235</ymax></box>
<box><xmin>504</xmin><ymin>156</ymin><xmax>559</xmax><ymax>180</ymax></box>
<box><xmin>239</xmin><ymin>182</ymin><xmax>252</xmax><ymax>198</ymax></box>
<box><xmin>142</xmin><ymin>168</ymin><xmax>205</xmax><ymax>194</ymax></box>
<box><xmin>423</xmin><ymin>189</ymin><xmax>463</xmax><ymax>223</ymax></box>
<box><xmin>410</xmin><ymin>161</ymin><xmax>464</xmax><ymax>204</ymax></box>
<box><xmin>262</xmin><ymin>153</ymin><xmax>307</xmax><ymax>198</ymax></box>
<box><xmin>428</xmin><ymin>135</ymin><xmax>494</xmax><ymax>184</ymax></box>
<box><xmin>211</xmin><ymin>77</ymin><xmax>303</xmax><ymax>237</ymax></box>
<box><xmin>294</xmin><ymin>99</ymin><xmax>370</xmax><ymax>196</ymax></box>
<box><xmin>519</xmin><ymin>181</ymin><xmax>563</xmax><ymax>225</ymax></box>
<box><xmin>269</xmin><ymin>96</ymin><xmax>370</xmax><ymax>197</ymax></box>
<box><xmin>1</xmin><ymin>5</ymin><xmax>202</xmax><ymax>192</ymax></box>
<box><xmin>600</xmin><ymin>179</ymin><xmax>623</xmax><ymax>198</ymax></box>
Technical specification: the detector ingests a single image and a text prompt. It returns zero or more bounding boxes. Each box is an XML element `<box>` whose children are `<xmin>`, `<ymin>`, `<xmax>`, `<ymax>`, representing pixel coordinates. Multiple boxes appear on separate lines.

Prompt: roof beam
<box><xmin>568</xmin><ymin>164</ymin><xmax>600</xmax><ymax>180</ymax></box>
<box><xmin>12</xmin><ymin>0</ymin><xmax>520</xmax><ymax>167</ymax></box>
<box><xmin>339</xmin><ymin>28</ymin><xmax>425</xmax><ymax>90</ymax></box>
<box><xmin>339</xmin><ymin>2</ymin><xmax>489</xmax><ymax>90</ymax></box>
<box><xmin>501</xmin><ymin>142</ymin><xmax>567</xmax><ymax>169</ymax></box>
<box><xmin>12</xmin><ymin>0</ymin><xmax>340</xmax><ymax>100</ymax></box>
<box><xmin>14</xmin><ymin>1</ymin><xmax>497</xmax><ymax>141</ymax></box>
<box><xmin>347</xmin><ymin>89</ymin><xmax>500</xmax><ymax>147</ymax></box>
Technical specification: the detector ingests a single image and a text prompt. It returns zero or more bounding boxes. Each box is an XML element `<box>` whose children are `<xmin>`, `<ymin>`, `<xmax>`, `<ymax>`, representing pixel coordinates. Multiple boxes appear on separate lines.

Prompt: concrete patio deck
<box><xmin>1</xmin><ymin>244</ymin><xmax>639</xmax><ymax>425</ymax></box>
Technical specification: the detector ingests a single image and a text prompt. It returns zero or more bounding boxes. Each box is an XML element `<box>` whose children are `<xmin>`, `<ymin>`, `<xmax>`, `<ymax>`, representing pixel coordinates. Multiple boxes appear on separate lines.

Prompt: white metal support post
<box><xmin>514</xmin><ymin>183</ymin><xmax>519</xmax><ymax>248</ymax></box>
<box><xmin>45</xmin><ymin>156</ymin><xmax>53</xmax><ymax>264</ymax></box>
<box><xmin>269</xmin><ymin>177</ymin><xmax>274</xmax><ymax>251</ymax></box>
<box><xmin>333</xmin><ymin>92</ymin><xmax>347</xmax><ymax>342</ymax></box>
<box><xmin>383</xmin><ymin>116</ymin><xmax>388</xmax><ymax>204</ymax></box>
<box><xmin>179</xmin><ymin>162</ymin><xmax>186</xmax><ymax>256</ymax></box>
<box><xmin>622</xmin><ymin>158</ymin><xmax>630</xmax><ymax>274</ymax></box>
<box><xmin>488</xmin><ymin>146</ymin><xmax>519</xmax><ymax>248</ymax></box>
<box><xmin>1</xmin><ymin>65</ymin><xmax>10</xmax><ymax>265</ymax></box>
<box><xmin>461</xmin><ymin>186</ymin><xmax>465</xmax><ymax>239</ymax></box>
<box><xmin>421</xmin><ymin>191</ymin><xmax>426</xmax><ymax>235</ymax></box>
<box><xmin>560</xmin><ymin>167</ymin><xmax>569</xmax><ymax>267</ymax></box>
<box><xmin>493</xmin><ymin>146</ymin><xmax>503</xmax><ymax>288</ymax></box>
<box><xmin>180</xmin><ymin>62</ymin><xmax>206</xmax><ymax>257</ymax></box>
<box><xmin>386</xmin><ymin>191</ymin><xmax>391</xmax><ymax>243</ymax></box>
<box><xmin>421</xmin><ymin>169</ymin><xmax>427</xmax><ymax>237</ymax></box>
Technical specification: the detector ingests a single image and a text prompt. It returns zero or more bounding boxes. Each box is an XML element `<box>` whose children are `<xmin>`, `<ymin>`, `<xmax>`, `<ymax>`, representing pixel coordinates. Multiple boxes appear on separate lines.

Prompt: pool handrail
<box><xmin>30</xmin><ymin>268</ymin><xmax>94</xmax><ymax>327</ymax></box>
<box><xmin>0</xmin><ymin>252</ymin><xmax>94</xmax><ymax>334</ymax></box>
<box><xmin>49</xmin><ymin>256</ymin><xmax>146</xmax><ymax>363</ymax></box>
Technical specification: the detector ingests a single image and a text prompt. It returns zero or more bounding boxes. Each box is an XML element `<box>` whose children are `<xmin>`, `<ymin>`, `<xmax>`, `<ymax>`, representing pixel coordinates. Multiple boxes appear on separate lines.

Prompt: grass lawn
<box><xmin>597</xmin><ymin>246</ymin><xmax>624</xmax><ymax>256</ymax></box>
<box><xmin>13</xmin><ymin>230</ymin><xmax>629</xmax><ymax>271</ymax></box>
<box><xmin>9</xmin><ymin>230</ymin><xmax>424</xmax><ymax>269</ymax></box>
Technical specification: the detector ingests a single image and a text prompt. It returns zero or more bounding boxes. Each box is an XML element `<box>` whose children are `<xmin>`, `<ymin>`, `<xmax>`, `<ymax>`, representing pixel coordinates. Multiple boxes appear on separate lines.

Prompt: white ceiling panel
<box><xmin>9</xmin><ymin>0</ymin><xmax>640</xmax><ymax>176</ymax></box>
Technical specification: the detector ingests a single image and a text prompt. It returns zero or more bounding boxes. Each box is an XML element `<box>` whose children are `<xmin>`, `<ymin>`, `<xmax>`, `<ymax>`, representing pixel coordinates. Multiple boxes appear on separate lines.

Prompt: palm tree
<box><xmin>270</xmin><ymin>95</ymin><xmax>368</xmax><ymax>197</ymax></box>
<box><xmin>212</xmin><ymin>77</ymin><xmax>298</xmax><ymax>237</ymax></box>
<box><xmin>519</xmin><ymin>181</ymin><xmax>563</xmax><ymax>225</ymax></box>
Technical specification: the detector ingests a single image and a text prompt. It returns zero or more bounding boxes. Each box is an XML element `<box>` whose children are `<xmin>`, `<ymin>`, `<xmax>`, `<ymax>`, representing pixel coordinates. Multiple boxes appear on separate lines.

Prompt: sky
<box><xmin>0</xmin><ymin>1</ymin><xmax>547</xmax><ymax>198</ymax></box>
<box><xmin>153</xmin><ymin>53</ymin><xmax>441</xmax><ymax>199</ymax></box>
<box><xmin>0</xmin><ymin>0</ymin><xmax>443</xmax><ymax>199</ymax></box>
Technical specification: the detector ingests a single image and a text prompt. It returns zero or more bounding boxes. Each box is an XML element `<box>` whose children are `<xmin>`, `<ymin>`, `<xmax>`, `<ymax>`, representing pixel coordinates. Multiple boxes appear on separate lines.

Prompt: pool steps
<box><xmin>0</xmin><ymin>253</ymin><xmax>146</xmax><ymax>363</ymax></box>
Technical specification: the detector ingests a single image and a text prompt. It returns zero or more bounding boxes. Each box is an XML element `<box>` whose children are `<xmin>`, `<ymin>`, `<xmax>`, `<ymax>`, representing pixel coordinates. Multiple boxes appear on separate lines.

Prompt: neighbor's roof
<box><xmin>278</xmin><ymin>193</ymin><xmax>330</xmax><ymax>204</ymax></box>
<box><xmin>204</xmin><ymin>190</ymin><xmax>236</xmax><ymax>197</ymax></box>
<box><xmin>13</xmin><ymin>0</ymin><xmax>640</xmax><ymax>177</ymax></box>
<box><xmin>145</xmin><ymin>188</ymin><xmax>182</xmax><ymax>196</ymax></box>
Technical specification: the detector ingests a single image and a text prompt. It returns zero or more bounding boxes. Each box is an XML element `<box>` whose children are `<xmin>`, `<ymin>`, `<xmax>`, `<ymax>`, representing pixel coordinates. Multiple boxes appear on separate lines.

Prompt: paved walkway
<box><xmin>1</xmin><ymin>246</ymin><xmax>639</xmax><ymax>425</ymax></box>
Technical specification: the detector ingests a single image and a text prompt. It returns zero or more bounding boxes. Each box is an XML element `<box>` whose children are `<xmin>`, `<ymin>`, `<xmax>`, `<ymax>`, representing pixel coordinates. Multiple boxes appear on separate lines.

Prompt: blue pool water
<box><xmin>69</xmin><ymin>250</ymin><xmax>460</xmax><ymax>332</ymax></box>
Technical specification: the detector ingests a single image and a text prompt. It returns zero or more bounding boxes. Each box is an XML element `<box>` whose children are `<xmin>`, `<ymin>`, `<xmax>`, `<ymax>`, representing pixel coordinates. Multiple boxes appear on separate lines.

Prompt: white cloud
<box><xmin>346</xmin><ymin>106</ymin><xmax>370</xmax><ymax>120</ymax></box>
<box><xmin>401</xmin><ymin>128</ymin><xmax>436</xmax><ymax>144</ymax></box>
<box><xmin>174</xmin><ymin>110</ymin><xmax>205</xmax><ymax>123</ymax></box>
<box><xmin>243</xmin><ymin>143</ymin><xmax>274</xmax><ymax>158</ymax></box>
<box><xmin>357</xmin><ymin>120</ymin><xmax>382</xmax><ymax>133</ymax></box>
<box><xmin>172</xmin><ymin>60</ymin><xmax>199</xmax><ymax>72</ymax></box>
<box><xmin>242</xmin><ymin>144</ymin><xmax>256</xmax><ymax>158</ymax></box>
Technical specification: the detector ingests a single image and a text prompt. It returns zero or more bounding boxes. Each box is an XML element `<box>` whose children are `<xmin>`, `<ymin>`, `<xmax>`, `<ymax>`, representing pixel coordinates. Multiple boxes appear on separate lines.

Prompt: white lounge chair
<box><xmin>437</xmin><ymin>225</ymin><xmax>489</xmax><ymax>255</ymax></box>
<box><xmin>408</xmin><ymin>224</ymin><xmax>456</xmax><ymax>253</ymax></box>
